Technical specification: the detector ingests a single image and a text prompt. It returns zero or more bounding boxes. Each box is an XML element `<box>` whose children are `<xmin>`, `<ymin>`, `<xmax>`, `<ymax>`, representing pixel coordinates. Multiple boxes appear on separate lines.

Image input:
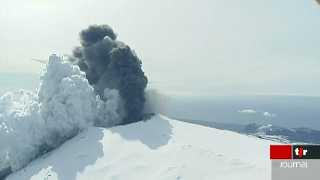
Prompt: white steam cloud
<box><xmin>0</xmin><ymin>55</ymin><xmax>123</xmax><ymax>174</ymax></box>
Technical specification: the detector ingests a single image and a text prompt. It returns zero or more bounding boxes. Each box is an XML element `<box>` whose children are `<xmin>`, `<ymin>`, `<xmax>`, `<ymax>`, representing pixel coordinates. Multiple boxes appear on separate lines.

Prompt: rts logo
<box><xmin>295</xmin><ymin>147</ymin><xmax>308</xmax><ymax>158</ymax></box>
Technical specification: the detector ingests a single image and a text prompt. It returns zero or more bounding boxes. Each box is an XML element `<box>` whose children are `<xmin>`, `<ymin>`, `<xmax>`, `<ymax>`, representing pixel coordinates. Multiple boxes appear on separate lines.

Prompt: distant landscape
<box><xmin>4</xmin><ymin>72</ymin><xmax>320</xmax><ymax>132</ymax></box>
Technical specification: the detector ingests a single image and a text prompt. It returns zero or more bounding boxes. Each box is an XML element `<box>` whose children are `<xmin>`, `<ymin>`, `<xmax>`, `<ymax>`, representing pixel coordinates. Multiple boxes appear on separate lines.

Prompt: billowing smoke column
<box><xmin>71</xmin><ymin>25</ymin><xmax>148</xmax><ymax>124</ymax></box>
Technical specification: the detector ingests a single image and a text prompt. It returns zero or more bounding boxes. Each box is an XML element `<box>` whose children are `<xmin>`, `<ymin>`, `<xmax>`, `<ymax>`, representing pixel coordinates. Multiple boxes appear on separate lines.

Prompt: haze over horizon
<box><xmin>1</xmin><ymin>0</ymin><xmax>320</xmax><ymax>95</ymax></box>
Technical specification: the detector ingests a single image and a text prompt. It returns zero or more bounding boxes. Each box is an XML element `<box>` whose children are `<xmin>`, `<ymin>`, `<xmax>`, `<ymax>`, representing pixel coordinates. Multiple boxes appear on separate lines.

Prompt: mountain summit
<box><xmin>7</xmin><ymin>115</ymin><xmax>271</xmax><ymax>180</ymax></box>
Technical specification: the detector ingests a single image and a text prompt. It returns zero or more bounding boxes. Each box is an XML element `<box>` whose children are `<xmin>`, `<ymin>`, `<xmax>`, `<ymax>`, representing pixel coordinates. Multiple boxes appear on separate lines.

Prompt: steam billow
<box><xmin>72</xmin><ymin>25</ymin><xmax>148</xmax><ymax>124</ymax></box>
<box><xmin>0</xmin><ymin>25</ymin><xmax>148</xmax><ymax>177</ymax></box>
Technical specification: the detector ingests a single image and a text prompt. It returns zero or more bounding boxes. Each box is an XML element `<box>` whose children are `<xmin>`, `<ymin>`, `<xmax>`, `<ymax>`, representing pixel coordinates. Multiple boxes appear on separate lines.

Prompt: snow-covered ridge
<box><xmin>7</xmin><ymin>115</ymin><xmax>271</xmax><ymax>180</ymax></box>
<box><xmin>1</xmin><ymin>55</ymin><xmax>273</xmax><ymax>179</ymax></box>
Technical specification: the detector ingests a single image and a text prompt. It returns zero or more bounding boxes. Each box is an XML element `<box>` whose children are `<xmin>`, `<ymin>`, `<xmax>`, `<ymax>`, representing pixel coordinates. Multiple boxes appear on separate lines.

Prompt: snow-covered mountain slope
<box><xmin>7</xmin><ymin>115</ymin><xmax>272</xmax><ymax>180</ymax></box>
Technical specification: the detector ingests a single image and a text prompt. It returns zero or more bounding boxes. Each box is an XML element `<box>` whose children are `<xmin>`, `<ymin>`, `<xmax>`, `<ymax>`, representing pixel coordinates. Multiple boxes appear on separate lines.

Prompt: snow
<box><xmin>7</xmin><ymin>115</ymin><xmax>272</xmax><ymax>180</ymax></box>
<box><xmin>0</xmin><ymin>54</ymin><xmax>122</xmax><ymax>172</ymax></box>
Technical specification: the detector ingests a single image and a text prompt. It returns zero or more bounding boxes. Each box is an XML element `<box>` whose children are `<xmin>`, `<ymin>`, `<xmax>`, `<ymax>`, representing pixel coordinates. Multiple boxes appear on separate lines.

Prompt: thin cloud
<box><xmin>238</xmin><ymin>109</ymin><xmax>257</xmax><ymax>114</ymax></box>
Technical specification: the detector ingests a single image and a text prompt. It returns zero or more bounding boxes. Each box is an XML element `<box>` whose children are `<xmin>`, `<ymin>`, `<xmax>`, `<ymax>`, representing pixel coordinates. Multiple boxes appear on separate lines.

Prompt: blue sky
<box><xmin>1</xmin><ymin>0</ymin><xmax>320</xmax><ymax>95</ymax></box>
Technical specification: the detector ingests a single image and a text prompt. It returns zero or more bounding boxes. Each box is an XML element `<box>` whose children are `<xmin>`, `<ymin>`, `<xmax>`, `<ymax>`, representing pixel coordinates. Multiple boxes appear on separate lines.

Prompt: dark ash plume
<box><xmin>72</xmin><ymin>24</ymin><xmax>148</xmax><ymax>124</ymax></box>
